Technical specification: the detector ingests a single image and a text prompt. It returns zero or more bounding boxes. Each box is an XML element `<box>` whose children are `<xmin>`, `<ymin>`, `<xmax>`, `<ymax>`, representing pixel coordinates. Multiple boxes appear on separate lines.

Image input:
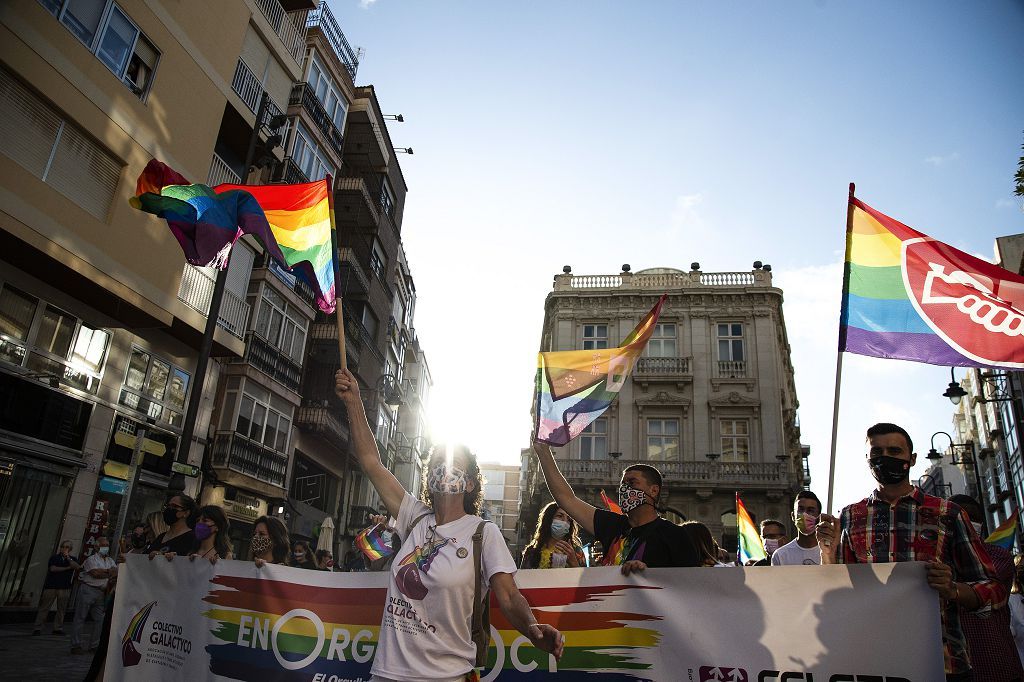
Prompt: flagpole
<box><xmin>826</xmin><ymin>182</ymin><xmax>856</xmax><ymax>515</ymax></box>
<box><xmin>325</xmin><ymin>174</ymin><xmax>347</xmax><ymax>371</ymax></box>
<box><xmin>735</xmin><ymin>492</ymin><xmax>741</xmax><ymax>563</ymax></box>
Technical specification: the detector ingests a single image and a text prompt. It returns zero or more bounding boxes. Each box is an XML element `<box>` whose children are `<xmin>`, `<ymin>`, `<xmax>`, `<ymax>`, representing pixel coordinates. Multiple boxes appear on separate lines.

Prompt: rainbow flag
<box><xmin>130</xmin><ymin>160</ymin><xmax>285</xmax><ymax>269</ymax></box>
<box><xmin>354</xmin><ymin>525</ymin><xmax>393</xmax><ymax>561</ymax></box>
<box><xmin>736</xmin><ymin>493</ymin><xmax>766</xmax><ymax>564</ymax></box>
<box><xmin>841</xmin><ymin>196</ymin><xmax>1024</xmax><ymax>368</ymax></box>
<box><xmin>985</xmin><ymin>511</ymin><xmax>1018</xmax><ymax>549</ymax></box>
<box><xmin>218</xmin><ymin>179</ymin><xmax>336</xmax><ymax>313</ymax></box>
<box><xmin>600</xmin><ymin>489</ymin><xmax>623</xmax><ymax>515</ymax></box>
<box><xmin>535</xmin><ymin>294</ymin><xmax>667</xmax><ymax>446</ymax></box>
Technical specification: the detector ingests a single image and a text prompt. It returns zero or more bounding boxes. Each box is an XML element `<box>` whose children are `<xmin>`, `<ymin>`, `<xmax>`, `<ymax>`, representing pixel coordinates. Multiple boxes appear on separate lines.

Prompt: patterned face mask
<box><xmin>427</xmin><ymin>463</ymin><xmax>468</xmax><ymax>495</ymax></box>
<box><xmin>618</xmin><ymin>483</ymin><xmax>649</xmax><ymax>513</ymax></box>
<box><xmin>251</xmin><ymin>534</ymin><xmax>273</xmax><ymax>558</ymax></box>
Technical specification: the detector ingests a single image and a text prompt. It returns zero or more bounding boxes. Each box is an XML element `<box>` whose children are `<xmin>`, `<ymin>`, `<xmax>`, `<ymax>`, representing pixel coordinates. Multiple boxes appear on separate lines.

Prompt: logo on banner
<box><xmin>904</xmin><ymin>238</ymin><xmax>1024</xmax><ymax>367</ymax></box>
<box><xmin>699</xmin><ymin>666</ymin><xmax>748</xmax><ymax>682</ymax></box>
<box><xmin>121</xmin><ymin>601</ymin><xmax>156</xmax><ymax>667</ymax></box>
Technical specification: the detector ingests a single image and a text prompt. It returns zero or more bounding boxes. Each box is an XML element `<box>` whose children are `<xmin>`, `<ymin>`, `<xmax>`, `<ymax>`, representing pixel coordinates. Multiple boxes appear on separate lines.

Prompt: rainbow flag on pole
<box><xmin>736</xmin><ymin>493</ymin><xmax>766</xmax><ymax>564</ymax></box>
<box><xmin>535</xmin><ymin>294</ymin><xmax>666</xmax><ymax>446</ymax></box>
<box><xmin>218</xmin><ymin>179</ymin><xmax>336</xmax><ymax>313</ymax></box>
<box><xmin>985</xmin><ymin>510</ymin><xmax>1019</xmax><ymax>549</ymax></box>
<box><xmin>600</xmin><ymin>489</ymin><xmax>623</xmax><ymax>515</ymax></box>
<box><xmin>840</xmin><ymin>197</ymin><xmax>1024</xmax><ymax>368</ymax></box>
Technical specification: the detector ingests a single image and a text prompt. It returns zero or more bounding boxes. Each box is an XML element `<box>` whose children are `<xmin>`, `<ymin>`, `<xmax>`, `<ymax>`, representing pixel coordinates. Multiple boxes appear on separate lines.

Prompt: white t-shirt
<box><xmin>80</xmin><ymin>553</ymin><xmax>116</xmax><ymax>588</ymax></box>
<box><xmin>770</xmin><ymin>538</ymin><xmax>821</xmax><ymax>566</ymax></box>
<box><xmin>370</xmin><ymin>493</ymin><xmax>517</xmax><ymax>682</ymax></box>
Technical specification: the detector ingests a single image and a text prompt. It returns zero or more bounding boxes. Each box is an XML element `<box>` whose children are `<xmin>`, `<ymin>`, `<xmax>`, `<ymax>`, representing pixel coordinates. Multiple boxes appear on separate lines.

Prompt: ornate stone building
<box><xmin>519</xmin><ymin>264</ymin><xmax>808</xmax><ymax>556</ymax></box>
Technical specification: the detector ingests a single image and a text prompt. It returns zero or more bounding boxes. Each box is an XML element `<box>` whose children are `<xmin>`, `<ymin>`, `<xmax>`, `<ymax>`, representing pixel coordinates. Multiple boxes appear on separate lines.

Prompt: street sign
<box><xmin>171</xmin><ymin>462</ymin><xmax>200</xmax><ymax>478</ymax></box>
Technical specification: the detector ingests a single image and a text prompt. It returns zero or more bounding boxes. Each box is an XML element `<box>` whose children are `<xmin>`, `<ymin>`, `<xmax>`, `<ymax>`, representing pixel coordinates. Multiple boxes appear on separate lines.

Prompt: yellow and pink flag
<box><xmin>534</xmin><ymin>295</ymin><xmax>666</xmax><ymax>446</ymax></box>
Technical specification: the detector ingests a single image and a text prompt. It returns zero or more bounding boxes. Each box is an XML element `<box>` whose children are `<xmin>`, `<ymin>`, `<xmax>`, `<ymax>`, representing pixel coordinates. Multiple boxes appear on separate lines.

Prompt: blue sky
<box><xmin>329</xmin><ymin>0</ymin><xmax>1024</xmax><ymax>511</ymax></box>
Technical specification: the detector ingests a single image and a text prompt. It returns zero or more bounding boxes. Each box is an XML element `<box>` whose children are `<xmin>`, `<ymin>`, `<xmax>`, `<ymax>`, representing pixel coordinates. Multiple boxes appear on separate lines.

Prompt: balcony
<box><xmin>334</xmin><ymin>174</ymin><xmax>380</xmax><ymax>229</ymax></box>
<box><xmin>633</xmin><ymin>357</ymin><xmax>692</xmax><ymax>388</ymax></box>
<box><xmin>275</xmin><ymin>156</ymin><xmax>310</xmax><ymax>185</ymax></box>
<box><xmin>242</xmin><ymin>332</ymin><xmax>302</xmax><ymax>393</ymax></box>
<box><xmin>553</xmin><ymin>268</ymin><xmax>771</xmax><ymax>292</ymax></box>
<box><xmin>231</xmin><ymin>60</ymin><xmax>286</xmax><ymax>120</ymax></box>
<box><xmin>253</xmin><ymin>0</ymin><xmax>308</xmax><ymax>63</ymax></box>
<box><xmin>305</xmin><ymin>5</ymin><xmax>359</xmax><ymax>79</ymax></box>
<box><xmin>177</xmin><ymin>264</ymin><xmax>250</xmax><ymax>339</ymax></box>
<box><xmin>295</xmin><ymin>403</ymin><xmax>349</xmax><ymax>443</ymax></box>
<box><xmin>310</xmin><ymin>319</ymin><xmax>361</xmax><ymax>366</ymax></box>
<box><xmin>338</xmin><ymin>248</ymin><xmax>370</xmax><ymax>296</ymax></box>
<box><xmin>716</xmin><ymin>361</ymin><xmax>747</xmax><ymax>378</ymax></box>
<box><xmin>554</xmin><ymin>458</ymin><xmax>788</xmax><ymax>489</ymax></box>
<box><xmin>290</xmin><ymin>83</ymin><xmax>344</xmax><ymax>157</ymax></box>
<box><xmin>212</xmin><ymin>431</ymin><xmax>289</xmax><ymax>488</ymax></box>
<box><xmin>343</xmin><ymin>309</ymin><xmax>384</xmax><ymax>365</ymax></box>
<box><xmin>208</xmin><ymin>152</ymin><xmax>241</xmax><ymax>187</ymax></box>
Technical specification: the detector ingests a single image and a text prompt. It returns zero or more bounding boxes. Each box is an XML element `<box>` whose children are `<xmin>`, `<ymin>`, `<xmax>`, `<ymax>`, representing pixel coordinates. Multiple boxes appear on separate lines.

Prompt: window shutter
<box><xmin>0</xmin><ymin>67</ymin><xmax>62</xmax><ymax>177</ymax></box>
<box><xmin>240</xmin><ymin>26</ymin><xmax>270</xmax><ymax>79</ymax></box>
<box><xmin>263</xmin><ymin>59</ymin><xmax>292</xmax><ymax>112</ymax></box>
<box><xmin>47</xmin><ymin>123</ymin><xmax>121</xmax><ymax>220</ymax></box>
<box><xmin>226</xmin><ymin>241</ymin><xmax>255</xmax><ymax>299</ymax></box>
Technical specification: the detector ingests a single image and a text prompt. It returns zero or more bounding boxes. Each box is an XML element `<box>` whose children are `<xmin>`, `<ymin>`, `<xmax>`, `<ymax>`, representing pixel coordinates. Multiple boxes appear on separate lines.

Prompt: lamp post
<box><xmin>927</xmin><ymin>431</ymin><xmax>984</xmax><ymax>529</ymax></box>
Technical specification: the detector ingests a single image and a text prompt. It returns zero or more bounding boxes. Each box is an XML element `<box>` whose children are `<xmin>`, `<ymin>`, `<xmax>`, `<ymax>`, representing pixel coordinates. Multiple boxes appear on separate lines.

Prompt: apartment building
<box><xmin>479</xmin><ymin>463</ymin><xmax>522</xmax><ymax>558</ymax></box>
<box><xmin>519</xmin><ymin>265</ymin><xmax>808</xmax><ymax>556</ymax></box>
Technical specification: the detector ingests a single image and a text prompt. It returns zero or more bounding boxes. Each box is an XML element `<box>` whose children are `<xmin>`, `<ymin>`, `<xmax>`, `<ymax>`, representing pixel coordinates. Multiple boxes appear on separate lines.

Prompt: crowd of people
<box><xmin>32</xmin><ymin>406</ymin><xmax>1024</xmax><ymax>681</ymax></box>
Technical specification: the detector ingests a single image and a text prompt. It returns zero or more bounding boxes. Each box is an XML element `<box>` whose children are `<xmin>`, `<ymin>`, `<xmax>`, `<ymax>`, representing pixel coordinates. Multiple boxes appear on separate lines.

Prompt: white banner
<box><xmin>105</xmin><ymin>555</ymin><xmax>944</xmax><ymax>681</ymax></box>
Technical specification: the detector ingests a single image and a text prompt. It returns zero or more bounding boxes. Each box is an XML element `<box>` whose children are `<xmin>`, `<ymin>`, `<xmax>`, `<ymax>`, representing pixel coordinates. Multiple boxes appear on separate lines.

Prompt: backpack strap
<box><xmin>406</xmin><ymin>512</ymin><xmax>431</xmax><ymax>539</ymax></box>
<box><xmin>471</xmin><ymin>520</ymin><xmax>490</xmax><ymax>668</ymax></box>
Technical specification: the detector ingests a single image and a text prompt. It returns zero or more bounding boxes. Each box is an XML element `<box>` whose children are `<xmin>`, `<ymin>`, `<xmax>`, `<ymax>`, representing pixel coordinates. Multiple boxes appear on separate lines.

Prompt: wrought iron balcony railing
<box><xmin>212</xmin><ymin>431</ymin><xmax>289</xmax><ymax>488</ymax></box>
<box><xmin>305</xmin><ymin>5</ymin><xmax>359</xmax><ymax>79</ymax></box>
<box><xmin>243</xmin><ymin>332</ymin><xmax>303</xmax><ymax>392</ymax></box>
<box><xmin>295</xmin><ymin>403</ymin><xmax>349</xmax><ymax>442</ymax></box>
<box><xmin>290</xmin><ymin>82</ymin><xmax>344</xmax><ymax>157</ymax></box>
<box><xmin>276</xmin><ymin>156</ymin><xmax>310</xmax><ymax>185</ymax></box>
<box><xmin>253</xmin><ymin>0</ymin><xmax>307</xmax><ymax>63</ymax></box>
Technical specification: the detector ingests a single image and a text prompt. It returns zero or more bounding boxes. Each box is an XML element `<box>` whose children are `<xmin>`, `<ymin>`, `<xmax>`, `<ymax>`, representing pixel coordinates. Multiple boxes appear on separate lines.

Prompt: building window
<box><xmin>721</xmin><ymin>419</ymin><xmax>750</xmax><ymax>462</ymax></box>
<box><xmin>360</xmin><ymin>304</ymin><xmax>379</xmax><ymax>341</ymax></box>
<box><xmin>580</xmin><ymin>418</ymin><xmax>608</xmax><ymax>460</ymax></box>
<box><xmin>583</xmin><ymin>324</ymin><xmax>608</xmax><ymax>350</ymax></box>
<box><xmin>0</xmin><ymin>283</ymin><xmax>111</xmax><ymax>394</ymax></box>
<box><xmin>379</xmin><ymin>177</ymin><xmax>395</xmax><ymax>217</ymax></box>
<box><xmin>292</xmin><ymin>121</ymin><xmax>334</xmax><ymax>181</ymax></box>
<box><xmin>119</xmin><ymin>347</ymin><xmax>190</xmax><ymax>426</ymax></box>
<box><xmin>646</xmin><ymin>419</ymin><xmax>679</xmax><ymax>461</ymax></box>
<box><xmin>219</xmin><ymin>376</ymin><xmax>292</xmax><ymax>455</ymax></box>
<box><xmin>308</xmin><ymin>54</ymin><xmax>348</xmax><ymax>130</ymax></box>
<box><xmin>42</xmin><ymin>0</ymin><xmax>159</xmax><ymax>100</ymax></box>
<box><xmin>369</xmin><ymin>239</ymin><xmax>386</xmax><ymax>280</ymax></box>
<box><xmin>648</xmin><ymin>323</ymin><xmax>677</xmax><ymax>357</ymax></box>
<box><xmin>717</xmin><ymin>323</ymin><xmax>744</xmax><ymax>362</ymax></box>
<box><xmin>483</xmin><ymin>471</ymin><xmax>505</xmax><ymax>500</ymax></box>
<box><xmin>253</xmin><ymin>286</ymin><xmax>308</xmax><ymax>365</ymax></box>
<box><xmin>289</xmin><ymin>452</ymin><xmax>337</xmax><ymax>513</ymax></box>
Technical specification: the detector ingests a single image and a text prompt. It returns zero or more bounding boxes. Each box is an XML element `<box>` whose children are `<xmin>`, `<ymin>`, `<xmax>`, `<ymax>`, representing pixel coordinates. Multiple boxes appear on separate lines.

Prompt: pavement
<box><xmin>0</xmin><ymin>622</ymin><xmax>96</xmax><ymax>680</ymax></box>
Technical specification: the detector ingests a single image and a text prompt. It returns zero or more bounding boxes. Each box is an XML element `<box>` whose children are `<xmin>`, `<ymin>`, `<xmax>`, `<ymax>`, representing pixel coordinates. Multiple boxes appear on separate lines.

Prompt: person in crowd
<box><xmin>335</xmin><ymin>368</ymin><xmax>563</xmax><ymax>681</ymax></box>
<box><xmin>252</xmin><ymin>515</ymin><xmax>290</xmax><ymax>567</ymax></box>
<box><xmin>32</xmin><ymin>539</ymin><xmax>80</xmax><ymax>635</ymax></box>
<box><xmin>315</xmin><ymin>549</ymin><xmax>335</xmax><ymax>571</ymax></box>
<box><xmin>947</xmin><ymin>494</ymin><xmax>1023</xmax><ymax>681</ymax></box>
<box><xmin>534</xmin><ymin>440</ymin><xmax>700</xmax><ymax>575</ymax></box>
<box><xmin>145</xmin><ymin>510</ymin><xmax>167</xmax><ymax>546</ymax></box>
<box><xmin>745</xmin><ymin>519</ymin><xmax>787</xmax><ymax>566</ymax></box>
<box><xmin>70</xmin><ymin>537</ymin><xmax>116</xmax><ymax>655</ymax></box>
<box><xmin>680</xmin><ymin>521</ymin><xmax>732</xmax><ymax>567</ymax></box>
<box><xmin>188</xmin><ymin>505</ymin><xmax>232</xmax><ymax>563</ymax></box>
<box><xmin>146</xmin><ymin>494</ymin><xmax>198</xmax><ymax>558</ymax></box>
<box><xmin>771</xmin><ymin>490</ymin><xmax>822</xmax><ymax>566</ymax></box>
<box><xmin>520</xmin><ymin>502</ymin><xmax>584</xmax><ymax>569</ymax></box>
<box><xmin>122</xmin><ymin>522</ymin><xmax>148</xmax><ymax>555</ymax></box>
<box><xmin>341</xmin><ymin>548</ymin><xmax>363</xmax><ymax>572</ymax></box>
<box><xmin>1010</xmin><ymin>555</ymin><xmax>1024</xmax><ymax>667</ymax></box>
<box><xmin>291</xmin><ymin>540</ymin><xmax>318</xmax><ymax>569</ymax></box>
<box><xmin>816</xmin><ymin>422</ymin><xmax>1006</xmax><ymax>682</ymax></box>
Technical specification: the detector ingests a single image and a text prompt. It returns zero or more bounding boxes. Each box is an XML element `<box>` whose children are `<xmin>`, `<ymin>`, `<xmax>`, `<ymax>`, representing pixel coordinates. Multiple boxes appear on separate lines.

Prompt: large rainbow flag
<box><xmin>217</xmin><ymin>179</ymin><xmax>336</xmax><ymax>313</ymax></box>
<box><xmin>736</xmin><ymin>493</ymin><xmax>766</xmax><ymax>564</ymax></box>
<box><xmin>130</xmin><ymin>160</ymin><xmax>285</xmax><ymax>269</ymax></box>
<box><xmin>840</xmin><ymin>196</ymin><xmax>1024</xmax><ymax>368</ymax></box>
<box><xmin>985</xmin><ymin>510</ymin><xmax>1018</xmax><ymax>549</ymax></box>
<box><xmin>535</xmin><ymin>294</ymin><xmax>666</xmax><ymax>446</ymax></box>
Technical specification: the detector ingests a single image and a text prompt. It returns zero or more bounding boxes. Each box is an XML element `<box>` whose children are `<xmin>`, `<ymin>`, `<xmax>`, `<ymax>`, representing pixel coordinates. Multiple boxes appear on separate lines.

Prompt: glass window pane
<box><xmin>291</xmin><ymin>328</ymin><xmax>306</xmax><ymax>364</ymax></box>
<box><xmin>733</xmin><ymin>340</ymin><xmax>744</xmax><ymax>361</ymax></box>
<box><xmin>167</xmin><ymin>368</ymin><xmax>188</xmax><ymax>410</ymax></box>
<box><xmin>733</xmin><ymin>324</ymin><xmax>743</xmax><ymax>336</ymax></box>
<box><xmin>255</xmin><ymin>302</ymin><xmax>271</xmax><ymax>338</ymax></box>
<box><xmin>250</xmin><ymin>404</ymin><xmax>266</xmax><ymax>441</ymax></box>
<box><xmin>649</xmin><ymin>420</ymin><xmax>662</xmax><ymax>435</ymax></box>
<box><xmin>61</xmin><ymin>0</ymin><xmax>106</xmax><ymax>46</ymax></box>
<box><xmin>37</xmin><ymin>305</ymin><xmax>76</xmax><ymax>357</ymax></box>
<box><xmin>96</xmin><ymin>6</ymin><xmax>137</xmax><ymax>76</ymax></box>
<box><xmin>263</xmin><ymin>412</ymin><xmax>278</xmax><ymax>447</ymax></box>
<box><xmin>666</xmin><ymin>420</ymin><xmax>679</xmax><ymax>435</ymax></box>
<box><xmin>123</xmin><ymin>34</ymin><xmax>158</xmax><ymax>98</ymax></box>
<box><xmin>126</xmin><ymin>349</ymin><xmax>149</xmax><ymax>390</ymax></box>
<box><xmin>719</xmin><ymin>339</ymin><xmax>730</xmax><ymax>359</ymax></box>
<box><xmin>718</xmin><ymin>324</ymin><xmax>728</xmax><ymax>336</ymax></box>
<box><xmin>237</xmin><ymin>395</ymin><xmax>254</xmax><ymax>435</ymax></box>
<box><xmin>276</xmin><ymin>417</ymin><xmax>289</xmax><ymax>452</ymax></box>
<box><xmin>146</xmin><ymin>359</ymin><xmax>169</xmax><ymax>400</ymax></box>
<box><xmin>71</xmin><ymin>325</ymin><xmax>109</xmax><ymax>373</ymax></box>
<box><xmin>0</xmin><ymin>285</ymin><xmax>38</xmax><ymax>340</ymax></box>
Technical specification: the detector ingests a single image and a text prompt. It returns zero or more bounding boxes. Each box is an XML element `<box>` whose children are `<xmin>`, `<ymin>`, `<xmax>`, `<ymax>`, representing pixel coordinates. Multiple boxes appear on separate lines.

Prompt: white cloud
<box><xmin>359</xmin><ymin>0</ymin><xmax>378</xmax><ymax>8</ymax></box>
<box><xmin>667</xmin><ymin>193</ymin><xmax>706</xmax><ymax>236</ymax></box>
<box><xmin>924</xmin><ymin>152</ymin><xmax>960</xmax><ymax>167</ymax></box>
<box><xmin>996</xmin><ymin>198</ymin><xmax>1015</xmax><ymax>209</ymax></box>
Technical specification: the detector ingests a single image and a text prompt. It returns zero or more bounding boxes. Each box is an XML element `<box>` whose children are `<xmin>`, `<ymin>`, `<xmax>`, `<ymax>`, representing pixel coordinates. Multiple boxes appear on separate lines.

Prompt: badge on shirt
<box><xmin>456</xmin><ymin>547</ymin><xmax>468</xmax><ymax>559</ymax></box>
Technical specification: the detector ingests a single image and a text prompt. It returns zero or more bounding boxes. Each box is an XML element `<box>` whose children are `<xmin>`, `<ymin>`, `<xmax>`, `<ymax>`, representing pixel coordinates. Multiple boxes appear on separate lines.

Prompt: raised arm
<box><xmin>534</xmin><ymin>441</ymin><xmax>597</xmax><ymax>536</ymax></box>
<box><xmin>335</xmin><ymin>368</ymin><xmax>405</xmax><ymax>519</ymax></box>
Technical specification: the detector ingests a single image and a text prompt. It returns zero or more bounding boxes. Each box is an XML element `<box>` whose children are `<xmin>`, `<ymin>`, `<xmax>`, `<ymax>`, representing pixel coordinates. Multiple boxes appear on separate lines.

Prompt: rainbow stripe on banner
<box><xmin>535</xmin><ymin>295</ymin><xmax>666</xmax><ymax>446</ymax></box>
<box><xmin>737</xmin><ymin>493</ymin><xmax>766</xmax><ymax>564</ymax></box>
<box><xmin>218</xmin><ymin>179</ymin><xmax>336</xmax><ymax>313</ymax></box>
<box><xmin>840</xmin><ymin>197</ymin><xmax>1024</xmax><ymax>368</ymax></box>
<box><xmin>985</xmin><ymin>511</ymin><xmax>1018</xmax><ymax>549</ymax></box>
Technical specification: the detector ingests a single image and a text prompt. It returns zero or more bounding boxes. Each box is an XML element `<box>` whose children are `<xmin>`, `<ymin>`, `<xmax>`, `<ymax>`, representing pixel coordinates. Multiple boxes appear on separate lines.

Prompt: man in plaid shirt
<box><xmin>816</xmin><ymin>423</ymin><xmax>1006</xmax><ymax>681</ymax></box>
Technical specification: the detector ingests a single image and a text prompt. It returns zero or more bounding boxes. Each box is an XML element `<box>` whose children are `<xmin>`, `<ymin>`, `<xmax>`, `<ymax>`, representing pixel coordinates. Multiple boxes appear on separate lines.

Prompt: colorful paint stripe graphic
<box><xmin>986</xmin><ymin>510</ymin><xmax>1018</xmax><ymax>549</ymax></box>
<box><xmin>737</xmin><ymin>494</ymin><xmax>766</xmax><ymax>564</ymax></box>
<box><xmin>201</xmin><ymin>575</ymin><xmax>665</xmax><ymax>680</ymax></box>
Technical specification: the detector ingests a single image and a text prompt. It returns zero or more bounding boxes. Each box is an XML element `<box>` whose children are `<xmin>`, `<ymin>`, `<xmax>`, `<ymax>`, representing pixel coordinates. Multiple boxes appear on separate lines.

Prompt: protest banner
<box><xmin>105</xmin><ymin>555</ymin><xmax>943</xmax><ymax>681</ymax></box>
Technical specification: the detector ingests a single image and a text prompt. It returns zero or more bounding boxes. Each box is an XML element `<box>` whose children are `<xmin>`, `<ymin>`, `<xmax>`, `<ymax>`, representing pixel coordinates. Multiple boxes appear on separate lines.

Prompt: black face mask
<box><xmin>162</xmin><ymin>507</ymin><xmax>181</xmax><ymax>526</ymax></box>
<box><xmin>131</xmin><ymin>534</ymin><xmax>147</xmax><ymax>549</ymax></box>
<box><xmin>869</xmin><ymin>456</ymin><xmax>910</xmax><ymax>485</ymax></box>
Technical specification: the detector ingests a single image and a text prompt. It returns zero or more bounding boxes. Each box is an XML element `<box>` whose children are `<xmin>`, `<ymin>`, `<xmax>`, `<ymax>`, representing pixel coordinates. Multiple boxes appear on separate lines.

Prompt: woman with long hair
<box><xmin>252</xmin><ymin>515</ymin><xmax>289</xmax><ymax>567</ymax></box>
<box><xmin>520</xmin><ymin>502</ymin><xmax>583</xmax><ymax>569</ymax></box>
<box><xmin>334</xmin><ymin>368</ymin><xmax>563</xmax><ymax>682</ymax></box>
<box><xmin>680</xmin><ymin>521</ymin><xmax>731</xmax><ymax>567</ymax></box>
<box><xmin>291</xmin><ymin>540</ymin><xmax>318</xmax><ymax>569</ymax></box>
<box><xmin>189</xmin><ymin>505</ymin><xmax>233</xmax><ymax>563</ymax></box>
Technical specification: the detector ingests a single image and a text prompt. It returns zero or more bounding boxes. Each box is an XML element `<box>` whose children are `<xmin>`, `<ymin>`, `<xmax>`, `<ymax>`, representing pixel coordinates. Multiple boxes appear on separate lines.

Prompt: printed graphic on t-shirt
<box><xmin>394</xmin><ymin>535</ymin><xmax>453</xmax><ymax>600</ymax></box>
<box><xmin>603</xmin><ymin>535</ymin><xmax>645</xmax><ymax>565</ymax></box>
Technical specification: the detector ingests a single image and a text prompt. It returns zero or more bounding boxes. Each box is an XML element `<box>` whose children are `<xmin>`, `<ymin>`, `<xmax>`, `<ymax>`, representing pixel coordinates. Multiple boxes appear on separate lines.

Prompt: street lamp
<box><xmin>927</xmin><ymin>431</ymin><xmax>983</xmax><ymax>509</ymax></box>
<box><xmin>942</xmin><ymin>367</ymin><xmax>968</xmax><ymax>405</ymax></box>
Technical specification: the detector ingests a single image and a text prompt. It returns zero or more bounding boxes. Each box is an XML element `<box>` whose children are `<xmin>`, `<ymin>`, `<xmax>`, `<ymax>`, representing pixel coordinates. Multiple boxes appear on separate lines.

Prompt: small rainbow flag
<box><xmin>736</xmin><ymin>493</ymin><xmax>766</xmax><ymax>564</ymax></box>
<box><xmin>985</xmin><ymin>510</ymin><xmax>1018</xmax><ymax>549</ymax></box>
<box><xmin>600</xmin><ymin>489</ymin><xmax>623</xmax><ymax>515</ymax></box>
<box><xmin>841</xmin><ymin>195</ymin><xmax>1024</xmax><ymax>368</ymax></box>
<box><xmin>354</xmin><ymin>525</ymin><xmax>393</xmax><ymax>561</ymax></box>
<box><xmin>535</xmin><ymin>294</ymin><xmax>667</xmax><ymax>446</ymax></box>
<box><xmin>218</xmin><ymin>179</ymin><xmax>336</xmax><ymax>313</ymax></box>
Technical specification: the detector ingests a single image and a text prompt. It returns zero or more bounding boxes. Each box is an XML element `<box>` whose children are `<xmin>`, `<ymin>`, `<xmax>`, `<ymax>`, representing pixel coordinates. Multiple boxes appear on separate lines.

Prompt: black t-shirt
<box><xmin>593</xmin><ymin>508</ymin><xmax>700</xmax><ymax>568</ymax></box>
<box><xmin>43</xmin><ymin>554</ymin><xmax>75</xmax><ymax>589</ymax></box>
<box><xmin>145</xmin><ymin>530</ymin><xmax>197</xmax><ymax>556</ymax></box>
